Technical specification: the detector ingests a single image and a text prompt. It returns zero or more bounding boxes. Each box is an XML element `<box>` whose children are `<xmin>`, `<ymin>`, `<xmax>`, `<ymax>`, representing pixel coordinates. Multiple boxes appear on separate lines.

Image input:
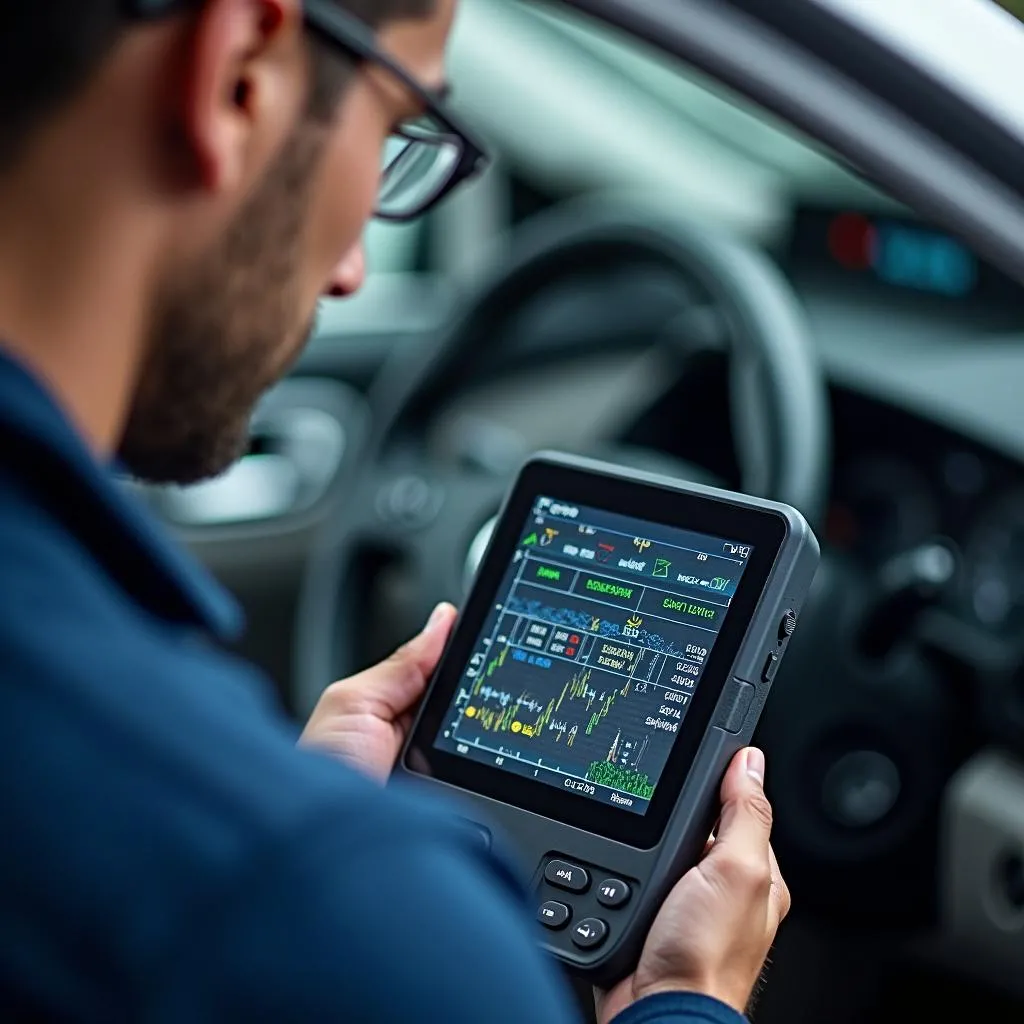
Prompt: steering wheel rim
<box><xmin>295</xmin><ymin>194</ymin><xmax>831</xmax><ymax>715</ymax></box>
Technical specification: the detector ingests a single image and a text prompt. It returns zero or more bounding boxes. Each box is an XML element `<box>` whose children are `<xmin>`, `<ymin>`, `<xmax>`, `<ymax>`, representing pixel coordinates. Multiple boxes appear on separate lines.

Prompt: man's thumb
<box><xmin>711</xmin><ymin>747</ymin><xmax>773</xmax><ymax>853</ymax></box>
<box><xmin>398</xmin><ymin>602</ymin><xmax>457</xmax><ymax>672</ymax></box>
<box><xmin>344</xmin><ymin>602</ymin><xmax>456</xmax><ymax>712</ymax></box>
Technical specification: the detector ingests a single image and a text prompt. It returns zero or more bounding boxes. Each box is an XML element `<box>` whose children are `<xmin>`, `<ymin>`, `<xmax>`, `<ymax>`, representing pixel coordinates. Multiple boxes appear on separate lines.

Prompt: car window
<box><xmin>527</xmin><ymin>4</ymin><xmax>903</xmax><ymax>212</ymax></box>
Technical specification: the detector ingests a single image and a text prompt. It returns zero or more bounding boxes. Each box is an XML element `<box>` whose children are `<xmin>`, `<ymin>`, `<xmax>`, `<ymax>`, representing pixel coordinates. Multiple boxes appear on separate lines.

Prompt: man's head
<box><xmin>0</xmin><ymin>0</ymin><xmax>463</xmax><ymax>483</ymax></box>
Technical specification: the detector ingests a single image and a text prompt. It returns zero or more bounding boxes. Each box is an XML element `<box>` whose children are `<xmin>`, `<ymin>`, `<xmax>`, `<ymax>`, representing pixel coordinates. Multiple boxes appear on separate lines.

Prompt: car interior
<box><xmin>134</xmin><ymin>1</ymin><xmax>1024</xmax><ymax>1020</ymax></box>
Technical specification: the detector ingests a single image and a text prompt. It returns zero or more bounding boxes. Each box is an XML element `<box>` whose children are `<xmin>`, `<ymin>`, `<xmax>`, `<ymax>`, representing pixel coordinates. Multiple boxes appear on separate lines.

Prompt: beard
<box><xmin>118</xmin><ymin>123</ymin><xmax>326</xmax><ymax>485</ymax></box>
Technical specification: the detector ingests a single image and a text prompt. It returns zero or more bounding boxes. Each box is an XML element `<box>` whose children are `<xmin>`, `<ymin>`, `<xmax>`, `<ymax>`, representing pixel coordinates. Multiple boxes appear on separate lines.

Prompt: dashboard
<box><xmin>787</xmin><ymin>204</ymin><xmax>1024</xmax><ymax>314</ymax></box>
<box><xmin>403</xmin><ymin>201</ymin><xmax>1024</xmax><ymax>652</ymax></box>
<box><xmin>424</xmin><ymin>362</ymin><xmax>1024</xmax><ymax>641</ymax></box>
<box><xmin>827</xmin><ymin>387</ymin><xmax>1024</xmax><ymax>637</ymax></box>
<box><xmin>283</xmin><ymin>191</ymin><xmax>1024</xmax><ymax>681</ymax></box>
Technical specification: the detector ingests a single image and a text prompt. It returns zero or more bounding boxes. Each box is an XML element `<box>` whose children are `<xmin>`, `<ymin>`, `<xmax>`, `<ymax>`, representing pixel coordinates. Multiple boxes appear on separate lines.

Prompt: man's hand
<box><xmin>299</xmin><ymin>603</ymin><xmax>457</xmax><ymax>783</ymax></box>
<box><xmin>597</xmin><ymin>748</ymin><xmax>790</xmax><ymax>1023</ymax></box>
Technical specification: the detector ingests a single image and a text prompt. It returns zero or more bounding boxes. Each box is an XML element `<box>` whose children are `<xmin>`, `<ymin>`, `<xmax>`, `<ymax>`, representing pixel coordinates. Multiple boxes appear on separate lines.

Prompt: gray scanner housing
<box><xmin>395</xmin><ymin>451</ymin><xmax>820</xmax><ymax>986</ymax></box>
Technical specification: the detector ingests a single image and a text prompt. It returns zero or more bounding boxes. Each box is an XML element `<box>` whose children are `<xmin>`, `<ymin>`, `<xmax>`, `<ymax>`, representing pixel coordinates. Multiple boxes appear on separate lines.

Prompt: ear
<box><xmin>177</xmin><ymin>0</ymin><xmax>305</xmax><ymax>194</ymax></box>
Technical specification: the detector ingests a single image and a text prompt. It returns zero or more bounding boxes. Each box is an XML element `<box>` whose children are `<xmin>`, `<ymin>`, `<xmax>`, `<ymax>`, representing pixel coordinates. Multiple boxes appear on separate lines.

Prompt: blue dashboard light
<box><xmin>871</xmin><ymin>223</ymin><xmax>977</xmax><ymax>297</ymax></box>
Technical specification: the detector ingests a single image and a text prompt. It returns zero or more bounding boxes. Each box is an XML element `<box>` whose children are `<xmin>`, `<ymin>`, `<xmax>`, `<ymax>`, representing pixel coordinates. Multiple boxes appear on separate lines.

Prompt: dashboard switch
<box><xmin>762</xmin><ymin>652</ymin><xmax>781</xmax><ymax>684</ymax></box>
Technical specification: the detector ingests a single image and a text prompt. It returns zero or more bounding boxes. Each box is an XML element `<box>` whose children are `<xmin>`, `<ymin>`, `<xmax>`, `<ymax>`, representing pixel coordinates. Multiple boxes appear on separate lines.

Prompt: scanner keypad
<box><xmin>534</xmin><ymin>855</ymin><xmax>638</xmax><ymax>956</ymax></box>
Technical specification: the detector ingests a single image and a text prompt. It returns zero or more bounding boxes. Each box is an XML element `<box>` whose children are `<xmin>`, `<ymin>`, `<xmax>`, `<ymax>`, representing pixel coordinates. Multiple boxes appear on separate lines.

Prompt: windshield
<box><xmin>357</xmin><ymin>0</ymin><xmax>1023</xmax><ymax>322</ymax></box>
<box><xmin>527</xmin><ymin>4</ymin><xmax>905</xmax><ymax>218</ymax></box>
<box><xmin>365</xmin><ymin>1</ymin><xmax>891</xmax><ymax>279</ymax></box>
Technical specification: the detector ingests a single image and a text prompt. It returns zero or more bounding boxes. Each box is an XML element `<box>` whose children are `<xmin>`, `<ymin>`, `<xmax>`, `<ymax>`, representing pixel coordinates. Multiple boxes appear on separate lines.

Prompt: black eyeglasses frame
<box><xmin>124</xmin><ymin>0</ymin><xmax>490</xmax><ymax>220</ymax></box>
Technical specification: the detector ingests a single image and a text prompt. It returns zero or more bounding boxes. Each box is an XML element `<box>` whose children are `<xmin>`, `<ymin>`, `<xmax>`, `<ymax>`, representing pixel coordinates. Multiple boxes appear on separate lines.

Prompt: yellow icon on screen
<box><xmin>465</xmin><ymin>706</ymin><xmax>477</xmax><ymax>718</ymax></box>
<box><xmin>511</xmin><ymin>721</ymin><xmax>523</xmax><ymax>733</ymax></box>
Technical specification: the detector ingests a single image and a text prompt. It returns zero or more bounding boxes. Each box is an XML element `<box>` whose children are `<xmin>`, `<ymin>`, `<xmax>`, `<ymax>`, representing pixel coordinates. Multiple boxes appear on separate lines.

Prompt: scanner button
<box><xmin>779</xmin><ymin>610</ymin><xmax>798</xmax><ymax>642</ymax></box>
<box><xmin>721</xmin><ymin>681</ymin><xmax>755</xmax><ymax>733</ymax></box>
<box><xmin>596</xmin><ymin>878</ymin><xmax>631</xmax><ymax>908</ymax></box>
<box><xmin>571</xmin><ymin>918</ymin><xmax>608</xmax><ymax>950</ymax></box>
<box><xmin>545</xmin><ymin>860</ymin><xmax>590</xmax><ymax>892</ymax></box>
<box><xmin>762</xmin><ymin>652</ymin><xmax>781</xmax><ymax>684</ymax></box>
<box><xmin>538</xmin><ymin>901</ymin><xmax>571</xmax><ymax>930</ymax></box>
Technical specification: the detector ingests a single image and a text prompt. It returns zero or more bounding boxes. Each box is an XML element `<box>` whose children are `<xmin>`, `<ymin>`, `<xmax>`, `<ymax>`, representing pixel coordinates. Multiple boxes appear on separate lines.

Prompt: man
<box><xmin>0</xmin><ymin>1</ymin><xmax>789</xmax><ymax>1021</ymax></box>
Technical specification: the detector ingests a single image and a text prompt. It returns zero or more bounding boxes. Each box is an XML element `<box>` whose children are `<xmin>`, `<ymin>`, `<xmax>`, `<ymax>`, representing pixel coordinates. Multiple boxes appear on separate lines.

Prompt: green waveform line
<box><xmin>470</xmin><ymin>649</ymin><xmax>635</xmax><ymax>743</ymax></box>
<box><xmin>472</xmin><ymin>644</ymin><xmax>509</xmax><ymax>695</ymax></box>
<box><xmin>471</xmin><ymin>661</ymin><xmax>584</xmax><ymax>738</ymax></box>
<box><xmin>583</xmin><ymin>676</ymin><xmax>632</xmax><ymax>736</ymax></box>
<box><xmin>487</xmin><ymin>644</ymin><xmax>509</xmax><ymax>678</ymax></box>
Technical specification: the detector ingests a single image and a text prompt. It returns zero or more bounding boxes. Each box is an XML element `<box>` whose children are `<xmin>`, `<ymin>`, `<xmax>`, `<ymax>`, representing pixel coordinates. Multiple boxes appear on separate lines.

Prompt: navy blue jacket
<box><xmin>0</xmin><ymin>349</ymin><xmax>745</xmax><ymax>1024</ymax></box>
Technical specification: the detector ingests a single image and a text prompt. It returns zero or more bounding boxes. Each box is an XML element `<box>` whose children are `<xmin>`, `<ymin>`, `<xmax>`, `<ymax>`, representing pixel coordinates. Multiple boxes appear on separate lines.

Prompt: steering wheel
<box><xmin>296</xmin><ymin>195</ymin><xmax>830</xmax><ymax>713</ymax></box>
<box><xmin>296</xmin><ymin>196</ymin><xmax>829</xmax><ymax>706</ymax></box>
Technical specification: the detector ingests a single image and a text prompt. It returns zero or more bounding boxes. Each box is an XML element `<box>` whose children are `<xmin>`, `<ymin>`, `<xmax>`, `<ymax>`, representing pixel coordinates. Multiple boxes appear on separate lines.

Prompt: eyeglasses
<box><xmin>303</xmin><ymin>0</ymin><xmax>488</xmax><ymax>220</ymax></box>
<box><xmin>125</xmin><ymin>0</ymin><xmax>490</xmax><ymax>221</ymax></box>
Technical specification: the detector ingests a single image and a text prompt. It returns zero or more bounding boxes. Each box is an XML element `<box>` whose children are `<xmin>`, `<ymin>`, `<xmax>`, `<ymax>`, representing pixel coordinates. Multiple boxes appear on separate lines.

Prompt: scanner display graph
<box><xmin>455</xmin><ymin>647</ymin><xmax>675</xmax><ymax>800</ymax></box>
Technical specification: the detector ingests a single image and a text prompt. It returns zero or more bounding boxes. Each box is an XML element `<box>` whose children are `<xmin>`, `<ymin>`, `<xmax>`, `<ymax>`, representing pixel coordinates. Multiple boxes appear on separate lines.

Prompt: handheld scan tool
<box><xmin>398</xmin><ymin>452</ymin><xmax>819</xmax><ymax>985</ymax></box>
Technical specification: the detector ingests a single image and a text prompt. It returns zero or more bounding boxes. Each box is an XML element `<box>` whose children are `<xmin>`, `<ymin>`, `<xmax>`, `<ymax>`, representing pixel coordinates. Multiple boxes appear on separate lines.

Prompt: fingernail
<box><xmin>425</xmin><ymin>603</ymin><xmax>450</xmax><ymax>633</ymax></box>
<box><xmin>745</xmin><ymin>747</ymin><xmax>765</xmax><ymax>784</ymax></box>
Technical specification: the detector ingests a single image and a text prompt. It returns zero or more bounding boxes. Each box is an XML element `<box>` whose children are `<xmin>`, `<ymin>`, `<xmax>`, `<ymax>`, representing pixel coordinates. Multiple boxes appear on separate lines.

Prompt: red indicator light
<box><xmin>827</xmin><ymin>212</ymin><xmax>876</xmax><ymax>270</ymax></box>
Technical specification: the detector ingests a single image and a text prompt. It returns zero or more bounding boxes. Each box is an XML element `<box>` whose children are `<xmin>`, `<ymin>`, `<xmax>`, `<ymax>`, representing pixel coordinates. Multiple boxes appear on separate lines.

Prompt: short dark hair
<box><xmin>0</xmin><ymin>0</ymin><xmax>435</xmax><ymax>171</ymax></box>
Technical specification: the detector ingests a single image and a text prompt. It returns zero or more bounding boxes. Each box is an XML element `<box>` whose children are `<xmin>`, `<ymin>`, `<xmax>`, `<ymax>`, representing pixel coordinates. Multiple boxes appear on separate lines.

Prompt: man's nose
<box><xmin>325</xmin><ymin>242</ymin><xmax>366</xmax><ymax>298</ymax></box>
